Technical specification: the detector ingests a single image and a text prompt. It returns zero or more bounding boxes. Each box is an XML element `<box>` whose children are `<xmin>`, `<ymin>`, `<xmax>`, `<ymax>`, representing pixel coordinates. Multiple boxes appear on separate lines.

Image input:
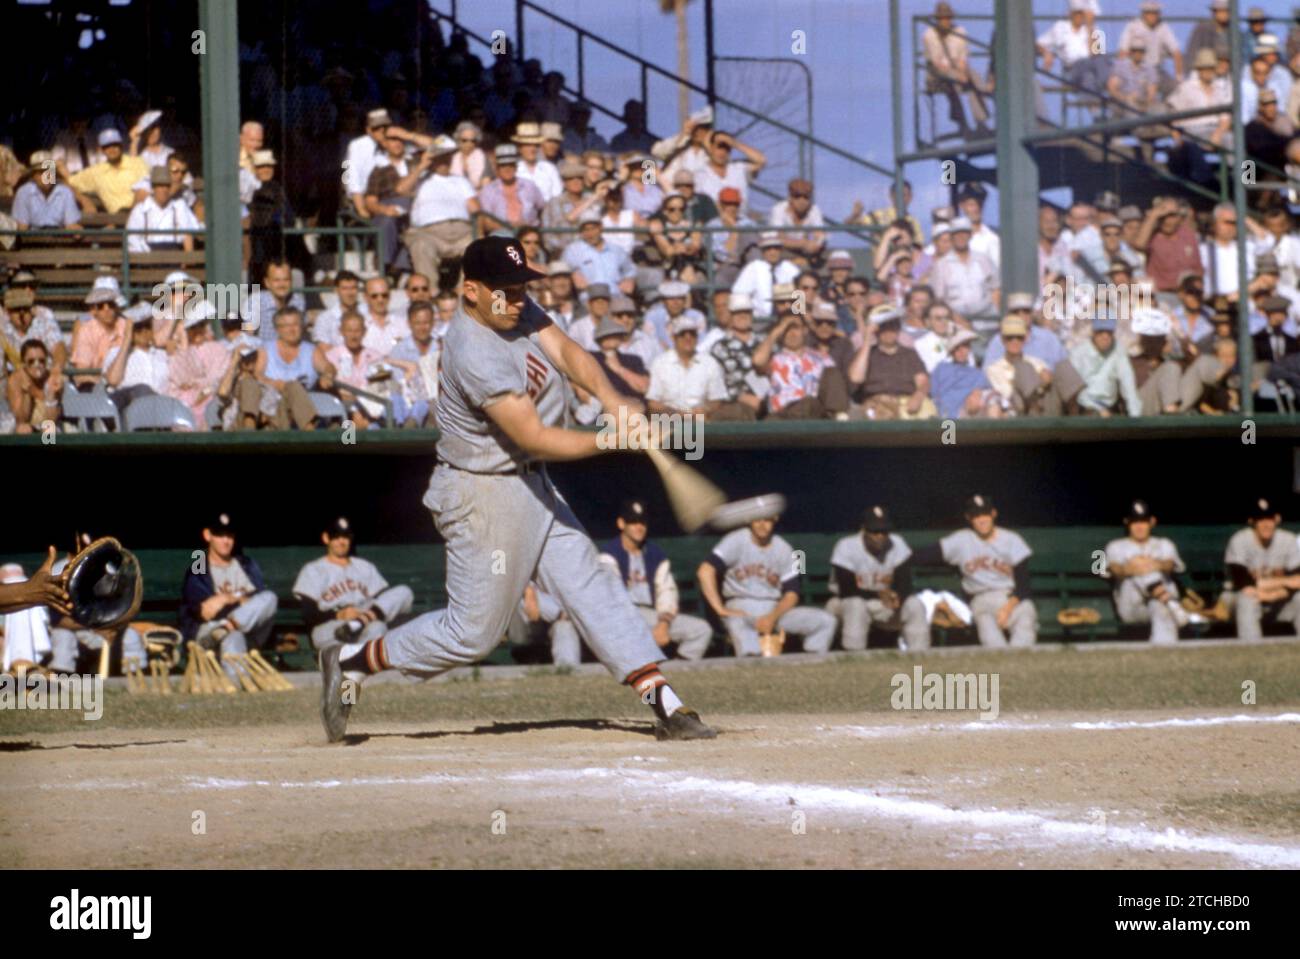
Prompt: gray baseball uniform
<box><xmin>710</xmin><ymin>528</ymin><xmax>836</xmax><ymax>655</ymax></box>
<box><xmin>1103</xmin><ymin>535</ymin><xmax>1186</xmax><ymax>644</ymax></box>
<box><xmin>383</xmin><ymin>298</ymin><xmax>663</xmax><ymax>679</ymax></box>
<box><xmin>1223</xmin><ymin>527</ymin><xmax>1300</xmax><ymax>642</ymax></box>
<box><xmin>940</xmin><ymin>527</ymin><xmax>1038</xmax><ymax>646</ymax></box>
<box><xmin>829</xmin><ymin>532</ymin><xmax>929</xmax><ymax>650</ymax></box>
<box><xmin>294</xmin><ymin>555</ymin><xmax>414</xmax><ymax>649</ymax></box>
<box><xmin>506</xmin><ymin>583</ymin><xmax>581</xmax><ymax>667</ymax></box>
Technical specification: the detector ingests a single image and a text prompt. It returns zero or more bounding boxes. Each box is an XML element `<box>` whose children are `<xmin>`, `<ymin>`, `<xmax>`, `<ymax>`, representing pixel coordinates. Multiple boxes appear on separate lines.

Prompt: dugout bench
<box><xmin>8</xmin><ymin>526</ymin><xmax>1242</xmax><ymax>675</ymax></box>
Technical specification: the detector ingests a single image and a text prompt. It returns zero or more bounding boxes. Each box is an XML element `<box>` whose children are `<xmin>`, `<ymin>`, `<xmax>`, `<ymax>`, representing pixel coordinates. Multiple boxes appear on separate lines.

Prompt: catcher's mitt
<box><xmin>1057</xmin><ymin>607</ymin><xmax>1101</xmax><ymax>626</ymax></box>
<box><xmin>1180</xmin><ymin>589</ymin><xmax>1207</xmax><ymax>614</ymax></box>
<box><xmin>931</xmin><ymin>601</ymin><xmax>965</xmax><ymax>629</ymax></box>
<box><xmin>62</xmin><ymin>537</ymin><xmax>142</xmax><ymax>630</ymax></box>
<box><xmin>758</xmin><ymin>629</ymin><xmax>786</xmax><ymax>658</ymax></box>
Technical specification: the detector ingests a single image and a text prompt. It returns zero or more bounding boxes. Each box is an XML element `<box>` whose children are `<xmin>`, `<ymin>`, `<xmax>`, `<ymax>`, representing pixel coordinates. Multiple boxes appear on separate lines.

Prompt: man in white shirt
<box><xmin>1037</xmin><ymin>0</ymin><xmax>1109</xmax><ymax>97</ymax></box>
<box><xmin>126</xmin><ymin>166</ymin><xmax>200</xmax><ymax>252</ymax></box>
<box><xmin>911</xmin><ymin>299</ymin><xmax>961</xmax><ymax>374</ymax></box>
<box><xmin>646</xmin><ymin>314</ymin><xmax>728</xmax><ymax>416</ymax></box>
<box><xmin>344</xmin><ymin>109</ymin><xmax>434</xmax><ymax>220</ymax></box>
<box><xmin>1200</xmin><ymin>203</ymin><xmax>1254</xmax><ymax>298</ymax></box>
<box><xmin>768</xmin><ymin>178</ymin><xmax>827</xmax><ymax>266</ymax></box>
<box><xmin>103</xmin><ymin>307</ymin><xmax>172</xmax><ymax>412</ymax></box>
<box><xmin>1118</xmin><ymin>0</ymin><xmax>1182</xmax><ymax>95</ymax></box>
<box><xmin>731</xmin><ymin>232</ymin><xmax>800</xmax><ymax>321</ymax></box>
<box><xmin>694</xmin><ymin>130</ymin><xmax>766</xmax><ymax>210</ymax></box>
<box><xmin>512</xmin><ymin>122</ymin><xmax>563</xmax><ymax>202</ymax></box>
<box><xmin>402</xmin><ymin>135</ymin><xmax>477</xmax><ymax>290</ymax></box>
<box><xmin>957</xmin><ymin>184</ymin><xmax>1000</xmax><ymax>270</ymax></box>
<box><xmin>360</xmin><ymin>277</ymin><xmax>410</xmax><ymax>357</ymax></box>
<box><xmin>929</xmin><ymin>217</ymin><xmax>1000</xmax><ymax>321</ymax></box>
<box><xmin>652</xmin><ymin>106</ymin><xmax>714</xmax><ymax>183</ymax></box>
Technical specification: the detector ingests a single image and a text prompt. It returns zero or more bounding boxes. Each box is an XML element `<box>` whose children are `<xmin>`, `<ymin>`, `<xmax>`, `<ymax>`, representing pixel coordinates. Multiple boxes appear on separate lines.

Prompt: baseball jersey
<box><xmin>830</xmin><ymin>533</ymin><xmax>912</xmax><ymax>592</ymax></box>
<box><xmin>210</xmin><ymin>560</ymin><xmax>256</xmax><ymax>598</ymax></box>
<box><xmin>940</xmin><ymin>527</ymin><xmax>1032</xmax><ymax>595</ymax></box>
<box><xmin>435</xmin><ymin>296</ymin><xmax>564</xmax><ymax>473</ymax></box>
<box><xmin>625</xmin><ymin>552</ymin><xmax>653</xmax><ymax>607</ymax></box>
<box><xmin>711</xmin><ymin>529</ymin><xmax>800</xmax><ymax>601</ymax></box>
<box><xmin>1103</xmin><ymin>536</ymin><xmax>1185</xmax><ymax>590</ymax></box>
<box><xmin>1224</xmin><ymin>528</ymin><xmax>1300</xmax><ymax>581</ymax></box>
<box><xmin>293</xmin><ymin>556</ymin><xmax>389</xmax><ymax>612</ymax></box>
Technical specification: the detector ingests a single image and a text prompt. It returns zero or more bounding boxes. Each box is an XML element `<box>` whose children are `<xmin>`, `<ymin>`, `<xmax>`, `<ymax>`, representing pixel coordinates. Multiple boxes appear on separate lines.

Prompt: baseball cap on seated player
<box><xmin>1125</xmin><ymin>499</ymin><xmax>1153</xmax><ymax>523</ymax></box>
<box><xmin>728</xmin><ymin>292</ymin><xmax>755</xmax><ymax>313</ymax></box>
<box><xmin>325</xmin><ymin>516</ymin><xmax>354</xmax><ymax>538</ymax></box>
<box><xmin>586</xmin><ymin>282</ymin><xmax>612</xmax><ymax>301</ymax></box>
<box><xmin>1247</xmin><ymin>497</ymin><xmax>1279</xmax><ymax>521</ymax></box>
<box><xmin>461</xmin><ymin>235</ymin><xmax>547</xmax><ymax>286</ymax></box>
<box><xmin>207</xmin><ymin>513</ymin><xmax>236</xmax><ymax>536</ymax></box>
<box><xmin>863</xmin><ymin>504</ymin><xmax>893</xmax><ymax>532</ymax></box>
<box><xmin>619</xmin><ymin>500</ymin><xmax>649</xmax><ymax>524</ymax></box>
<box><xmin>1000</xmin><ymin>314</ymin><xmax>1029</xmax><ymax>337</ymax></box>
<box><xmin>964</xmin><ymin>494</ymin><xmax>995</xmax><ymax>517</ymax></box>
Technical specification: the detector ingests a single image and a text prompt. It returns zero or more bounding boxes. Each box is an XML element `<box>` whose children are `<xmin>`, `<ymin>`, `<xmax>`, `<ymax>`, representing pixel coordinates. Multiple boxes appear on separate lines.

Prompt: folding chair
<box><xmin>123</xmin><ymin>395</ymin><xmax>198</xmax><ymax>432</ymax></box>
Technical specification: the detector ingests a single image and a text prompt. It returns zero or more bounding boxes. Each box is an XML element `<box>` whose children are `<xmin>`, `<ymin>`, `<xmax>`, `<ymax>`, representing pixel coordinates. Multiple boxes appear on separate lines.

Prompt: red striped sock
<box><xmin>625</xmin><ymin>663</ymin><xmax>678</xmax><ymax>720</ymax></box>
<box><xmin>340</xmin><ymin>638</ymin><xmax>389</xmax><ymax>674</ymax></box>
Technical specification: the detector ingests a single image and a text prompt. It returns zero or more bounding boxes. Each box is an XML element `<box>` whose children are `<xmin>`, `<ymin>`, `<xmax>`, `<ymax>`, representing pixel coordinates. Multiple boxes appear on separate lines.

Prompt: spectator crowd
<box><xmin>5</xmin><ymin>2</ymin><xmax>1300</xmax><ymax>432</ymax></box>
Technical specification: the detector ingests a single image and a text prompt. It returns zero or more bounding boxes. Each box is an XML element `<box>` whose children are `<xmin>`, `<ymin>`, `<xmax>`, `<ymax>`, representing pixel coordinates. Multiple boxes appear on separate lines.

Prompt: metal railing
<box><xmin>0</xmin><ymin>223</ymin><xmax>384</xmax><ymax>302</ymax></box>
<box><xmin>427</xmin><ymin>0</ymin><xmax>894</xmax><ymax>213</ymax></box>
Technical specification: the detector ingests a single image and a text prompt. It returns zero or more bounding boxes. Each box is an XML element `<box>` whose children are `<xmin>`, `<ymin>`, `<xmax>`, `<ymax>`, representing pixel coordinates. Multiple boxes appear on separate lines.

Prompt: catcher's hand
<box><xmin>61</xmin><ymin>536</ymin><xmax>143</xmax><ymax>630</ymax></box>
<box><xmin>28</xmin><ymin>546</ymin><xmax>72</xmax><ymax>615</ymax></box>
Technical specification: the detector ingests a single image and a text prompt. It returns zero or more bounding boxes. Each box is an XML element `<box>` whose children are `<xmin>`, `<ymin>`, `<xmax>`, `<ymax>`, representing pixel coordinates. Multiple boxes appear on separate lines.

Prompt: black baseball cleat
<box><xmin>319</xmin><ymin>643</ymin><xmax>351</xmax><ymax>743</ymax></box>
<box><xmin>655</xmin><ymin>706</ymin><xmax>718</xmax><ymax>741</ymax></box>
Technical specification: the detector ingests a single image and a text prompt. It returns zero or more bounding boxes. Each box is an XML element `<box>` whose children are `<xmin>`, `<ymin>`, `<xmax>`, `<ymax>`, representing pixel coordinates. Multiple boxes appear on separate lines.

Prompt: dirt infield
<box><xmin>2</xmin><ymin>644</ymin><xmax>1298</xmax><ymax>869</ymax></box>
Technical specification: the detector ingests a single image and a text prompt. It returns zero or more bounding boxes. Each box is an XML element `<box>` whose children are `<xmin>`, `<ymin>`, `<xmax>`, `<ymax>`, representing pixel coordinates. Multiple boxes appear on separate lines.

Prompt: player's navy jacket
<box><xmin>179</xmin><ymin>554</ymin><xmax>268</xmax><ymax>640</ymax></box>
<box><xmin>602</xmin><ymin>536</ymin><xmax>670</xmax><ymax>607</ymax></box>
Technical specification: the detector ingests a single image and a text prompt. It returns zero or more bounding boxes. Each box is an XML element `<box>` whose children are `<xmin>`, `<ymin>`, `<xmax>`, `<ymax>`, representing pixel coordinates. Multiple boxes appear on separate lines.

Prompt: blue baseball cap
<box><xmin>1092</xmin><ymin>317</ymin><xmax>1117</xmax><ymax>332</ymax></box>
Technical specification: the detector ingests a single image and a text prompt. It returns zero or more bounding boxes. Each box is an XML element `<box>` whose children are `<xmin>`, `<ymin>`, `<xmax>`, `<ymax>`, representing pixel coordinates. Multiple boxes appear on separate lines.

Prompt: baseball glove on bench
<box><xmin>1057</xmin><ymin>607</ymin><xmax>1101</xmax><ymax>626</ymax></box>
<box><xmin>62</xmin><ymin>537</ymin><xmax>143</xmax><ymax>630</ymax></box>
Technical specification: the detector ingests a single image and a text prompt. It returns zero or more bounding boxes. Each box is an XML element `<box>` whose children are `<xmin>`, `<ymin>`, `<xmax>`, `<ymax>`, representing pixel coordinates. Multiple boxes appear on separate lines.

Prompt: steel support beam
<box><xmin>1230</xmin><ymin>0</ymin><xmax>1254</xmax><ymax>414</ymax></box>
<box><xmin>993</xmin><ymin>0</ymin><xmax>1039</xmax><ymax>299</ymax></box>
<box><xmin>198</xmin><ymin>0</ymin><xmax>241</xmax><ymax>301</ymax></box>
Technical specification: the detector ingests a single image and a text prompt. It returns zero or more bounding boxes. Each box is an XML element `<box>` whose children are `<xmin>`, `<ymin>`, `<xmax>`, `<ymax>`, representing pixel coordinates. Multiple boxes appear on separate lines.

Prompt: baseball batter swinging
<box><xmin>318</xmin><ymin>235</ymin><xmax>717</xmax><ymax>742</ymax></box>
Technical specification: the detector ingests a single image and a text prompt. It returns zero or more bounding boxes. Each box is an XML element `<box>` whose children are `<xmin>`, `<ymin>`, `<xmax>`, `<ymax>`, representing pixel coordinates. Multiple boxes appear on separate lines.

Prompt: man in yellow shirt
<box><xmin>66</xmin><ymin>129</ymin><xmax>147</xmax><ymax>214</ymax></box>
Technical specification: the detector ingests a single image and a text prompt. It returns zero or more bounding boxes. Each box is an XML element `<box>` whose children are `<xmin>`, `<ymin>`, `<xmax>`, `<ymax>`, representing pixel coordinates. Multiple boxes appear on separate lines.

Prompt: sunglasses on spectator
<box><xmin>368</xmin><ymin>292</ymin><xmax>390</xmax><ymax>299</ymax></box>
<box><xmin>408</xmin><ymin>284</ymin><xmax>430</xmax><ymax>292</ymax></box>
<box><xmin>812</xmin><ymin>318</ymin><xmax>836</xmax><ymax>327</ymax></box>
<box><xmin>1004</xmin><ymin>334</ymin><xmax>1025</xmax><ymax>342</ymax></box>
<box><xmin>665</xmin><ymin>204</ymin><xmax>685</xmax><ymax>213</ymax></box>
<box><xmin>91</xmin><ymin>302</ymin><xmax>114</xmax><ymax>310</ymax></box>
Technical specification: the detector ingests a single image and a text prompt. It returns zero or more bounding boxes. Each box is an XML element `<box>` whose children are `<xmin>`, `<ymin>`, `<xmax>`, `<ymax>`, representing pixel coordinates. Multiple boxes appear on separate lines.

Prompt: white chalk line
<box><xmin>497</xmin><ymin>767</ymin><xmax>1300</xmax><ymax>869</ymax></box>
<box><xmin>830</xmin><ymin>711</ymin><xmax>1300</xmax><ymax>739</ymax></box>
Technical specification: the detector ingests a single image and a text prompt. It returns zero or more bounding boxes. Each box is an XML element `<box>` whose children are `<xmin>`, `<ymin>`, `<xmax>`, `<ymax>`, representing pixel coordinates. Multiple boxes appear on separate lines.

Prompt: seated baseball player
<box><xmin>506</xmin><ymin>581</ymin><xmax>581</xmax><ymax>667</ymax></box>
<box><xmin>179</xmin><ymin>513</ymin><xmax>279</xmax><ymax>675</ymax></box>
<box><xmin>830</xmin><ymin>505</ymin><xmax>928</xmax><ymax>651</ymax></box>
<box><xmin>1222</xmin><ymin>498</ymin><xmax>1300</xmax><ymax>642</ymax></box>
<box><xmin>1101</xmin><ymin>500</ymin><xmax>1192</xmax><ymax>644</ymax></box>
<box><xmin>293</xmin><ymin>517</ymin><xmax>414</xmax><ymax>650</ymax></box>
<box><xmin>912</xmin><ymin>494</ymin><xmax>1038</xmax><ymax>647</ymax></box>
<box><xmin>599</xmin><ymin>500</ymin><xmax>712</xmax><ymax>660</ymax></box>
<box><xmin>697</xmin><ymin>512</ymin><xmax>836</xmax><ymax>656</ymax></box>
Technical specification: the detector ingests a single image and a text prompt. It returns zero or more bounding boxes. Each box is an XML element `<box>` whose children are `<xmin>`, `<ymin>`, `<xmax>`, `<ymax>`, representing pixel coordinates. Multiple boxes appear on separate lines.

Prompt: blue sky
<box><xmin>436</xmin><ymin>0</ymin><xmax>1289</xmax><ymax>240</ymax></box>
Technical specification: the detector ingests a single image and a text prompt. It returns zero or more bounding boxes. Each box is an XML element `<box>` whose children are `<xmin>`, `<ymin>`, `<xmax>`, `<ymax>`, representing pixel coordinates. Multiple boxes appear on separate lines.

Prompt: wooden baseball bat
<box><xmin>644</xmin><ymin>445</ymin><xmax>727</xmax><ymax>533</ymax></box>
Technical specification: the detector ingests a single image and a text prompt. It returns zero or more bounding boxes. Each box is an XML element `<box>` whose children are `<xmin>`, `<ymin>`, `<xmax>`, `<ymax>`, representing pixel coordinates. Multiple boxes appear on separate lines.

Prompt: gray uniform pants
<box><xmin>309</xmin><ymin>585</ymin><xmax>415</xmax><ymax>650</ymax></box>
<box><xmin>384</xmin><ymin>465</ymin><xmax>663</xmax><ymax>681</ymax></box>
<box><xmin>1224</xmin><ymin>590</ymin><xmax>1300</xmax><ymax>643</ymax></box>
<box><xmin>49</xmin><ymin>627</ymin><xmax>147</xmax><ymax>673</ymax></box>
<box><xmin>838</xmin><ymin>595</ymin><xmax>930</xmax><ymax>650</ymax></box>
<box><xmin>194</xmin><ymin>590</ymin><xmax>279</xmax><ymax>677</ymax></box>
<box><xmin>970</xmin><ymin>590</ymin><xmax>1038</xmax><ymax>647</ymax></box>
<box><xmin>1114</xmin><ymin>577</ymin><xmax>1179</xmax><ymax>644</ymax></box>
<box><xmin>637</xmin><ymin>606</ymin><xmax>713</xmax><ymax>660</ymax></box>
<box><xmin>508</xmin><ymin>603</ymin><xmax>711</xmax><ymax>665</ymax></box>
<box><xmin>721</xmin><ymin>596</ymin><xmax>837</xmax><ymax>656</ymax></box>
